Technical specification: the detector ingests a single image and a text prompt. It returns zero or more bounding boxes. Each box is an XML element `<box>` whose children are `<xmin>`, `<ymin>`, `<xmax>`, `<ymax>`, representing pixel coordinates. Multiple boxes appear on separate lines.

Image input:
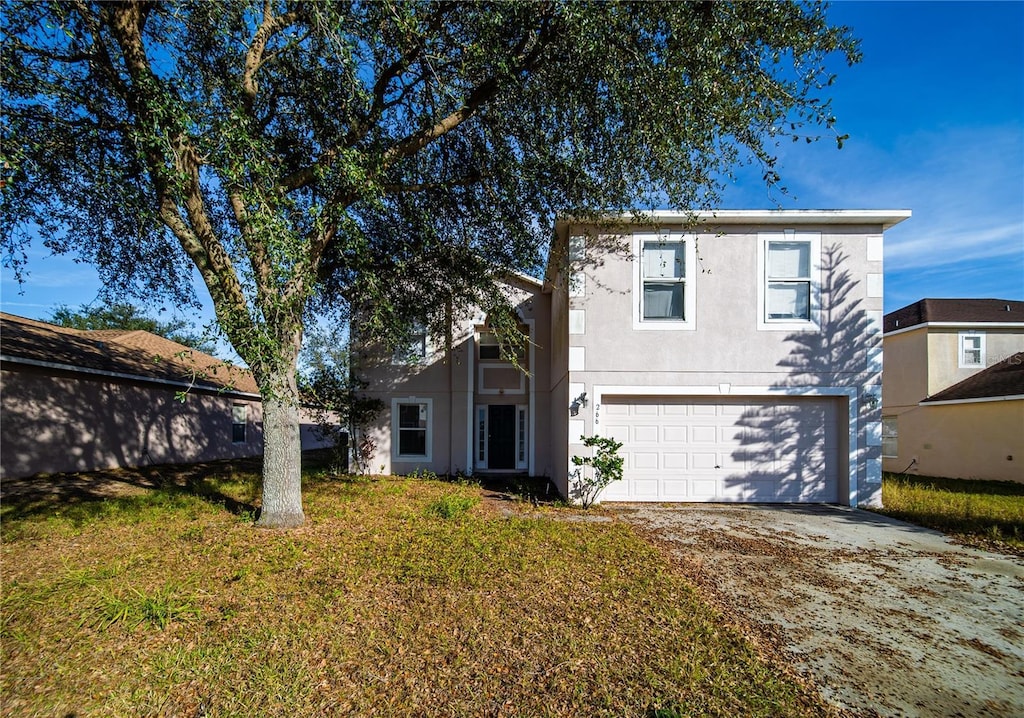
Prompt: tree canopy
<box><xmin>2</xmin><ymin>1</ymin><xmax>859</xmax><ymax>527</ymax></box>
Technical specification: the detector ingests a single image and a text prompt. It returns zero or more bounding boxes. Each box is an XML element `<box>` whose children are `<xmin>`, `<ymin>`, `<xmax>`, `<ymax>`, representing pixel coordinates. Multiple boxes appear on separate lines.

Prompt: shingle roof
<box><xmin>884</xmin><ymin>299</ymin><xmax>1024</xmax><ymax>333</ymax></box>
<box><xmin>922</xmin><ymin>352</ymin><xmax>1024</xmax><ymax>403</ymax></box>
<box><xmin>0</xmin><ymin>312</ymin><xmax>259</xmax><ymax>395</ymax></box>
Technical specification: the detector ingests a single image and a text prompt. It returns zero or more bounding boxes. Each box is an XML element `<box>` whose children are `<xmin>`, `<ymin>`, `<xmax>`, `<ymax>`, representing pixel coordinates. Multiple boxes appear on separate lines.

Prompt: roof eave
<box><xmin>556</xmin><ymin>209</ymin><xmax>913</xmax><ymax>232</ymax></box>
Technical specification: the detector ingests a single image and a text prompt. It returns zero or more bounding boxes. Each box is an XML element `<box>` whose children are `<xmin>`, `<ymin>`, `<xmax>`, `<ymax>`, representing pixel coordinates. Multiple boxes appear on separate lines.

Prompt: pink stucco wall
<box><xmin>1</xmin><ymin>364</ymin><xmax>331</xmax><ymax>479</ymax></box>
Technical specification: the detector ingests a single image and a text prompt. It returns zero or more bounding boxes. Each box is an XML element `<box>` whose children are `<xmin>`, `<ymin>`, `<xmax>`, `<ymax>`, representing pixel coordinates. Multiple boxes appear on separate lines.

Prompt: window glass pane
<box><xmin>569</xmin><ymin>235</ymin><xmax>586</xmax><ymax>261</ymax></box>
<box><xmin>962</xmin><ymin>336</ymin><xmax>982</xmax><ymax>364</ymax></box>
<box><xmin>232</xmin><ymin>424</ymin><xmax>246</xmax><ymax>443</ymax></box>
<box><xmin>479</xmin><ymin>344</ymin><xmax>501</xmax><ymax>360</ymax></box>
<box><xmin>232</xmin><ymin>405</ymin><xmax>247</xmax><ymax>423</ymax></box>
<box><xmin>643</xmin><ymin>282</ymin><xmax>684</xmax><ymax>319</ymax></box>
<box><xmin>643</xmin><ymin>242</ymin><xmax>684</xmax><ymax>279</ymax></box>
<box><xmin>398</xmin><ymin>429</ymin><xmax>426</xmax><ymax>456</ymax></box>
<box><xmin>398</xmin><ymin>404</ymin><xmax>425</xmax><ymax>429</ymax></box>
<box><xmin>882</xmin><ymin>417</ymin><xmax>898</xmax><ymax>457</ymax></box>
<box><xmin>768</xmin><ymin>242</ymin><xmax>810</xmax><ymax>278</ymax></box>
<box><xmin>478</xmin><ymin>409</ymin><xmax>486</xmax><ymax>462</ymax></box>
<box><xmin>518</xmin><ymin>409</ymin><xmax>526</xmax><ymax>463</ymax></box>
<box><xmin>767</xmin><ymin>282</ymin><xmax>810</xmax><ymax>320</ymax></box>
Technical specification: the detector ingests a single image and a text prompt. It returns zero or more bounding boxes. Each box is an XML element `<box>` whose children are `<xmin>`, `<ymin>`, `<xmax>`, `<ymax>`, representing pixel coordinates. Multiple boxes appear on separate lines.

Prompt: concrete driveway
<box><xmin>614</xmin><ymin>504</ymin><xmax>1024</xmax><ymax>718</ymax></box>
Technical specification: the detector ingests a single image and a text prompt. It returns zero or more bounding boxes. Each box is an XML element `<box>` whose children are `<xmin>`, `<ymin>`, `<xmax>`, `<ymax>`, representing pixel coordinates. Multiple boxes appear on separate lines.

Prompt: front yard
<box><xmin>0</xmin><ymin>457</ymin><xmax>840</xmax><ymax>718</ymax></box>
<box><xmin>873</xmin><ymin>473</ymin><xmax>1024</xmax><ymax>555</ymax></box>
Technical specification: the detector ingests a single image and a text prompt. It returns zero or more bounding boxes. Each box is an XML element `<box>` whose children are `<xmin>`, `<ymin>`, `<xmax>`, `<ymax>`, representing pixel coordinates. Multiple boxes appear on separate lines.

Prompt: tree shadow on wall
<box><xmin>1</xmin><ymin>364</ymin><xmax>265</xmax><ymax>520</ymax></box>
<box><xmin>724</xmin><ymin>244</ymin><xmax>880</xmax><ymax>503</ymax></box>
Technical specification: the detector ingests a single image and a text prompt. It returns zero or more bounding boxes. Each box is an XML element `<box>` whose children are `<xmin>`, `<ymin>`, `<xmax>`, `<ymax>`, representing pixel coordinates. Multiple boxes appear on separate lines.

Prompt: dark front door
<box><xmin>487</xmin><ymin>405</ymin><xmax>516</xmax><ymax>470</ymax></box>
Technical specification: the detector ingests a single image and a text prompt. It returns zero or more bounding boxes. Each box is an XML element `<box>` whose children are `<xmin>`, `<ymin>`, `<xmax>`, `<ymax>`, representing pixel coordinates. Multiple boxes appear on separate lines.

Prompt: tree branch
<box><xmin>103</xmin><ymin>1</ymin><xmax>254</xmax><ymax>354</ymax></box>
<box><xmin>242</xmin><ymin>3</ymin><xmax>304</xmax><ymax>112</ymax></box>
<box><xmin>379</xmin><ymin>14</ymin><xmax>557</xmax><ymax>171</ymax></box>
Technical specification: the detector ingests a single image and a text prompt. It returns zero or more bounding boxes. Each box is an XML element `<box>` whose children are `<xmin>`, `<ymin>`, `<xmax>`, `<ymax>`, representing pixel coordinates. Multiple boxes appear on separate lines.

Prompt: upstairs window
<box><xmin>642</xmin><ymin>241</ymin><xmax>686</xmax><ymax>320</ymax></box>
<box><xmin>766</xmin><ymin>241</ymin><xmax>812</xmax><ymax>320</ymax></box>
<box><xmin>478</xmin><ymin>328</ymin><xmax>526</xmax><ymax>364</ymax></box>
<box><xmin>758</xmin><ymin>231</ymin><xmax>820</xmax><ymax>330</ymax></box>
<box><xmin>959</xmin><ymin>332</ymin><xmax>985</xmax><ymax>368</ymax></box>
<box><xmin>392</xmin><ymin>321</ymin><xmax>427</xmax><ymax>365</ymax></box>
<box><xmin>632</xmin><ymin>231</ymin><xmax>696</xmax><ymax>330</ymax></box>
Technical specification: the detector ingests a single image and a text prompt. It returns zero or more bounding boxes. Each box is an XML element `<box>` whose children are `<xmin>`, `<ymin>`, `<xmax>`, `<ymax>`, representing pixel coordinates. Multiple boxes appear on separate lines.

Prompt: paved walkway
<box><xmin>615</xmin><ymin>504</ymin><xmax>1024</xmax><ymax>718</ymax></box>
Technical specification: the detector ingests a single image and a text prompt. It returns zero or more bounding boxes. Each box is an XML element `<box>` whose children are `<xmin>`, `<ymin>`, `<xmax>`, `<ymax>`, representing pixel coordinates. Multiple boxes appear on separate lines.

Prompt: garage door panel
<box><xmin>690</xmin><ymin>479</ymin><xmax>717</xmax><ymax>499</ymax></box>
<box><xmin>719</xmin><ymin>403</ymin><xmax>749</xmax><ymax>417</ymax></box>
<box><xmin>633</xmin><ymin>425</ymin><xmax>659</xmax><ymax>443</ymax></box>
<box><xmin>606</xmin><ymin>424</ymin><xmax>629</xmax><ymax>444</ymax></box>
<box><xmin>600</xmin><ymin>395</ymin><xmax>840</xmax><ymax>503</ymax></box>
<box><xmin>633</xmin><ymin>452</ymin><xmax>659</xmax><ymax>470</ymax></box>
<box><xmin>663</xmin><ymin>426</ymin><xmax>687</xmax><ymax>442</ymax></box>
<box><xmin>691</xmin><ymin>425</ymin><xmax>717</xmax><ymax>443</ymax></box>
<box><xmin>662</xmin><ymin>452</ymin><xmax>688</xmax><ymax>470</ymax></box>
<box><xmin>661</xmin><ymin>480</ymin><xmax>690</xmax><ymax>499</ymax></box>
<box><xmin>690</xmin><ymin>452</ymin><xmax>719</xmax><ymax>470</ymax></box>
<box><xmin>631</xmin><ymin>478</ymin><xmax>660</xmax><ymax>499</ymax></box>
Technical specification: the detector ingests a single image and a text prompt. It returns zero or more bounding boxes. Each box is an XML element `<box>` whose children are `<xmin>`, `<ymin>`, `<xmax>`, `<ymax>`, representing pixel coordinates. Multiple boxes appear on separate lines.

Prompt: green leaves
<box><xmin>4</xmin><ymin>0</ymin><xmax>861</xmax><ymax>522</ymax></box>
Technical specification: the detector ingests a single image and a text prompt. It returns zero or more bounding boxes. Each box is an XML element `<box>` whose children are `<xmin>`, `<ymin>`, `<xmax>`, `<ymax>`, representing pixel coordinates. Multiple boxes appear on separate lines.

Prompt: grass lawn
<box><xmin>873</xmin><ymin>473</ymin><xmax>1024</xmax><ymax>555</ymax></box>
<box><xmin>0</xmin><ymin>456</ymin><xmax>840</xmax><ymax>718</ymax></box>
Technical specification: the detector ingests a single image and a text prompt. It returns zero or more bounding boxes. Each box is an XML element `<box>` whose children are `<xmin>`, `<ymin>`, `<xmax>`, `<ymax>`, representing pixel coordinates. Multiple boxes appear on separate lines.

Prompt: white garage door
<box><xmin>599</xmin><ymin>396</ymin><xmax>841</xmax><ymax>503</ymax></box>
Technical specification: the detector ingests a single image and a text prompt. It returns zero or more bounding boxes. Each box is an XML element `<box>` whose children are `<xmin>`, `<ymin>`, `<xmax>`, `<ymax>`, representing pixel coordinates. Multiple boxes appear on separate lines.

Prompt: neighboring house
<box><xmin>882</xmin><ymin>299</ymin><xmax>1024</xmax><ymax>483</ymax></box>
<box><xmin>358</xmin><ymin>209</ymin><xmax>911</xmax><ymax>506</ymax></box>
<box><xmin>0</xmin><ymin>312</ymin><xmax>331</xmax><ymax>479</ymax></box>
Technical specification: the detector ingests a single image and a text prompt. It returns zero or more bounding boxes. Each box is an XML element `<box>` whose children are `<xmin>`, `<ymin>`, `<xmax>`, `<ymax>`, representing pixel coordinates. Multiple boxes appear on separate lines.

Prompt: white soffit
<box><xmin>558</xmin><ymin>209</ymin><xmax>912</xmax><ymax>232</ymax></box>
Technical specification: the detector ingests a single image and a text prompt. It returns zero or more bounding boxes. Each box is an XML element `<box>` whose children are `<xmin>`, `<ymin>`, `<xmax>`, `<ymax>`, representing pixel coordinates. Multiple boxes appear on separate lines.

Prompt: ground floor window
<box><xmin>882</xmin><ymin>416</ymin><xmax>898</xmax><ymax>458</ymax></box>
<box><xmin>232</xmin><ymin>404</ymin><xmax>248</xmax><ymax>443</ymax></box>
<box><xmin>393</xmin><ymin>399</ymin><xmax>431</xmax><ymax>460</ymax></box>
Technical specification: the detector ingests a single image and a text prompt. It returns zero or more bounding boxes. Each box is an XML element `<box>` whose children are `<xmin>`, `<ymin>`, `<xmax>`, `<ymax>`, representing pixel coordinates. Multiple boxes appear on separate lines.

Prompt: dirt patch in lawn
<box><xmin>616</xmin><ymin>504</ymin><xmax>1024</xmax><ymax>718</ymax></box>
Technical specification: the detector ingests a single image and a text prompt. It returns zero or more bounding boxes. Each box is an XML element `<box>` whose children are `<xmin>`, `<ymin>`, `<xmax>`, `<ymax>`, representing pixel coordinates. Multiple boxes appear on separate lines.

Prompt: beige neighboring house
<box><xmin>882</xmin><ymin>299</ymin><xmax>1024</xmax><ymax>483</ymax></box>
<box><xmin>0</xmin><ymin>312</ymin><xmax>331</xmax><ymax>480</ymax></box>
<box><xmin>359</xmin><ymin>209</ymin><xmax>910</xmax><ymax>507</ymax></box>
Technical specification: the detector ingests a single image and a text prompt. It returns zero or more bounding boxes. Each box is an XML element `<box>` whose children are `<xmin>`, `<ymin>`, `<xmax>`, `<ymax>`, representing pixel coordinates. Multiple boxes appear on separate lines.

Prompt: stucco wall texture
<box><xmin>1</xmin><ymin>365</ymin><xmax>331</xmax><ymax>480</ymax></box>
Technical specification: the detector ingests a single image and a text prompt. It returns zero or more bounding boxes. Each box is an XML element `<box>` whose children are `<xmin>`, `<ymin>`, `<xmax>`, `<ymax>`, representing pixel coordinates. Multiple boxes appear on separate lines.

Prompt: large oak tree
<box><xmin>2</xmin><ymin>1</ymin><xmax>858</xmax><ymax>527</ymax></box>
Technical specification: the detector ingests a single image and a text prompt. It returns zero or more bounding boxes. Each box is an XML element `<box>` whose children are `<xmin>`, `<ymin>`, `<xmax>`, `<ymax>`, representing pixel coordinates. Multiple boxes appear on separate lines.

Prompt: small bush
<box><xmin>85</xmin><ymin>585</ymin><xmax>200</xmax><ymax>631</ymax></box>
<box><xmin>426</xmin><ymin>493</ymin><xmax>479</xmax><ymax>520</ymax></box>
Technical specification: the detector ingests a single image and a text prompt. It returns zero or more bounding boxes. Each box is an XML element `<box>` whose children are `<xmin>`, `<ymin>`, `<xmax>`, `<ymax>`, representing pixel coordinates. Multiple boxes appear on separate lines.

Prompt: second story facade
<box><xmin>358</xmin><ymin>209</ymin><xmax>912</xmax><ymax>507</ymax></box>
<box><xmin>548</xmin><ymin>210</ymin><xmax>910</xmax><ymax>506</ymax></box>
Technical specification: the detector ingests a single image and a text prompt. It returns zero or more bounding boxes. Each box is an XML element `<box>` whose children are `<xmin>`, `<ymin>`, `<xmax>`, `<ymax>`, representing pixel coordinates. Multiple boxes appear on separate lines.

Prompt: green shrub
<box><xmin>426</xmin><ymin>493</ymin><xmax>479</xmax><ymax>519</ymax></box>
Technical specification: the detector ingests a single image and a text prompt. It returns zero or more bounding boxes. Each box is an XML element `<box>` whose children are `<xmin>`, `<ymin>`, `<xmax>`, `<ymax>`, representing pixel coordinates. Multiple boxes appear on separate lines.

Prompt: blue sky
<box><xmin>2</xmin><ymin>0</ymin><xmax>1022</xmax><ymax>329</ymax></box>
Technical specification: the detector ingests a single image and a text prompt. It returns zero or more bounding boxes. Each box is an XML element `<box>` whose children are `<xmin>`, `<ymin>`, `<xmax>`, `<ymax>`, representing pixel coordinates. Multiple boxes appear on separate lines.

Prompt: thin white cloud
<box><xmin>886</xmin><ymin>220</ymin><xmax>1024</xmax><ymax>267</ymax></box>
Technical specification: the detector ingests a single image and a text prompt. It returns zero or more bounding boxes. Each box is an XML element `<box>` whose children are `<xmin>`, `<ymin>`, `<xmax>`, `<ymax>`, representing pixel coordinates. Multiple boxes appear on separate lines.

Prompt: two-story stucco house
<box><xmin>358</xmin><ymin>209</ymin><xmax>911</xmax><ymax>507</ymax></box>
<box><xmin>882</xmin><ymin>299</ymin><xmax>1024</xmax><ymax>484</ymax></box>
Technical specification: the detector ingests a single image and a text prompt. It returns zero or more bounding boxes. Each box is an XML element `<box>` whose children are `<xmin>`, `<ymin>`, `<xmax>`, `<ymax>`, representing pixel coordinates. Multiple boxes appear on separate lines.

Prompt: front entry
<box><xmin>487</xmin><ymin>405</ymin><xmax>516</xmax><ymax>470</ymax></box>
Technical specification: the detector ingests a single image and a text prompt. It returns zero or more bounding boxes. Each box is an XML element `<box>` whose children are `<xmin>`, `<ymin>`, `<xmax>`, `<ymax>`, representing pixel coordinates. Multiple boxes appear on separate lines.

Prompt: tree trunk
<box><xmin>255</xmin><ymin>364</ymin><xmax>306</xmax><ymax>528</ymax></box>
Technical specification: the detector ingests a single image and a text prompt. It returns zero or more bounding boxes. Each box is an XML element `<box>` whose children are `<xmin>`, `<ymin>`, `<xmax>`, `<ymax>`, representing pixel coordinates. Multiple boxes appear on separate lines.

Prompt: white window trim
<box><xmin>958</xmin><ymin>331</ymin><xmax>986</xmax><ymax>368</ymax></box>
<box><xmin>391</xmin><ymin>397</ymin><xmax>432</xmax><ymax>462</ymax></box>
<box><xmin>757</xmin><ymin>230</ymin><xmax>821</xmax><ymax>331</ymax></box>
<box><xmin>632</xmin><ymin>230</ymin><xmax>697</xmax><ymax>331</ymax></box>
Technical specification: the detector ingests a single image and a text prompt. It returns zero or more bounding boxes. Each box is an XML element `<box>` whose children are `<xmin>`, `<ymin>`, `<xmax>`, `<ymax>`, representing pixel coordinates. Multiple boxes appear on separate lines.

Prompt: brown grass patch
<box><xmin>1</xmin><ymin>458</ymin><xmax>842</xmax><ymax>717</ymax></box>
